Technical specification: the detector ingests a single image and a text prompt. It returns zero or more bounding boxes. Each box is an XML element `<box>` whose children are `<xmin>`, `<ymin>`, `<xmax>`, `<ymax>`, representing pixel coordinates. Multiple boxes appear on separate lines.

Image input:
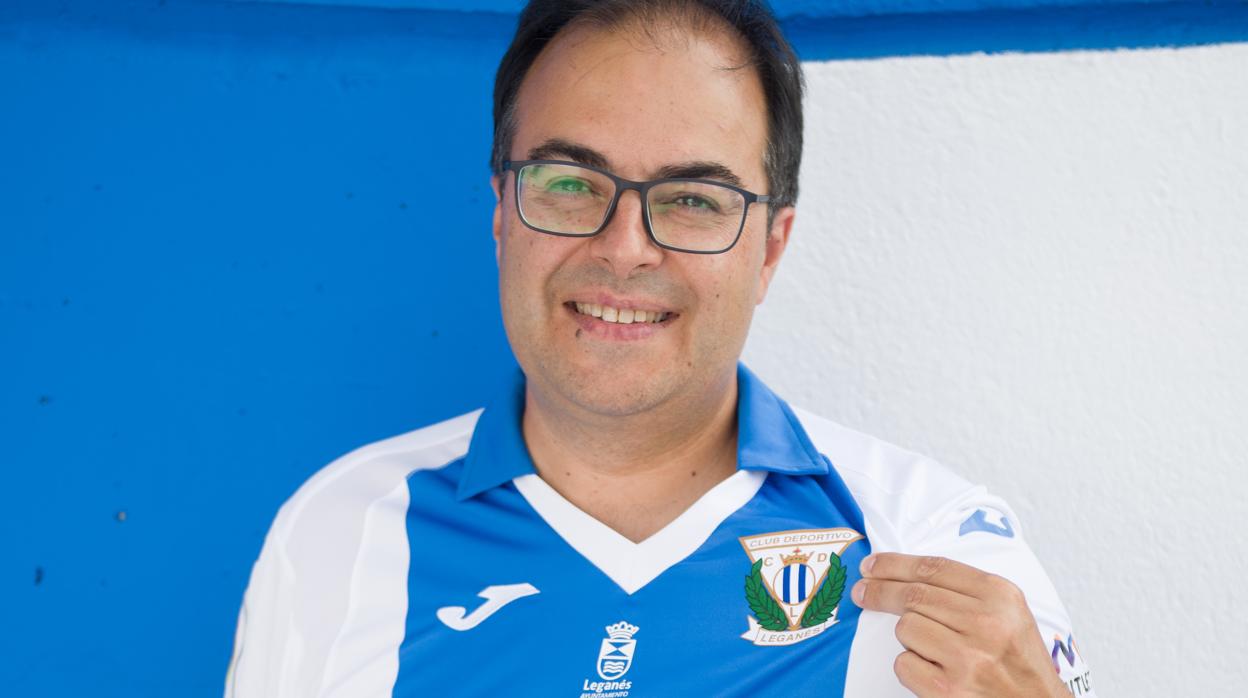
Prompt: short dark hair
<box><xmin>490</xmin><ymin>0</ymin><xmax>805</xmax><ymax>218</ymax></box>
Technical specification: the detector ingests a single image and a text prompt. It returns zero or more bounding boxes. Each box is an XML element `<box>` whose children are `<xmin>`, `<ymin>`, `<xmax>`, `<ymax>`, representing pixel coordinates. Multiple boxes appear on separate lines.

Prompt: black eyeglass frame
<box><xmin>501</xmin><ymin>159</ymin><xmax>771</xmax><ymax>255</ymax></box>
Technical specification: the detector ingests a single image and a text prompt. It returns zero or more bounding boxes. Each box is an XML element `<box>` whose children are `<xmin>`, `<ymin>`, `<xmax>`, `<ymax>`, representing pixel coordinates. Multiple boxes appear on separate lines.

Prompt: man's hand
<box><xmin>851</xmin><ymin>553</ymin><xmax>1069</xmax><ymax>697</ymax></box>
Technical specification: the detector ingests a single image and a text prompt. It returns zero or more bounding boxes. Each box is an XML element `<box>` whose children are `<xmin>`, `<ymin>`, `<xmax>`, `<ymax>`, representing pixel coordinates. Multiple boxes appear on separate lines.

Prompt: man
<box><xmin>225</xmin><ymin>1</ymin><xmax>1095</xmax><ymax>696</ymax></box>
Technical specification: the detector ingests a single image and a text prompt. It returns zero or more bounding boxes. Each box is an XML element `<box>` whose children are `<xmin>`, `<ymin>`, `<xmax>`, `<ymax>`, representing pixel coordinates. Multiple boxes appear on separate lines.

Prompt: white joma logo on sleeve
<box><xmin>436</xmin><ymin>583</ymin><xmax>541</xmax><ymax>631</ymax></box>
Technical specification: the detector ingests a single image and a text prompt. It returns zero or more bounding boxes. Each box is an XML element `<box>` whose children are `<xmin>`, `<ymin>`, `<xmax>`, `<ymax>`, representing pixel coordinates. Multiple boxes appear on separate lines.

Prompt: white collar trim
<box><xmin>511</xmin><ymin>469</ymin><xmax>767</xmax><ymax>595</ymax></box>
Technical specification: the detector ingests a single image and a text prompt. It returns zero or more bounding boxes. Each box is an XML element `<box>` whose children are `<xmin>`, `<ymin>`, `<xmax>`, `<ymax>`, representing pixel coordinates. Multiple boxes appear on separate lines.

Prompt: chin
<box><xmin>548</xmin><ymin>356</ymin><xmax>683</xmax><ymax>418</ymax></box>
<box><xmin>568</xmin><ymin>390</ymin><xmax>672</xmax><ymax>418</ymax></box>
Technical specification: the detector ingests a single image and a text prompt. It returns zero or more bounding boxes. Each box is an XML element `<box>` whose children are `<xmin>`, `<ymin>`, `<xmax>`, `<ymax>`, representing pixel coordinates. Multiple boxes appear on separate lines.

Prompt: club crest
<box><xmin>596</xmin><ymin>621</ymin><xmax>639</xmax><ymax>680</ymax></box>
<box><xmin>739</xmin><ymin>527</ymin><xmax>863</xmax><ymax>646</ymax></box>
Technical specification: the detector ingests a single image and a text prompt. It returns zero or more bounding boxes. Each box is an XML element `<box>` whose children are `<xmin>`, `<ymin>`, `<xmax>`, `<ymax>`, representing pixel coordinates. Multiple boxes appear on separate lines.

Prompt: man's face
<box><xmin>491</xmin><ymin>21</ymin><xmax>794</xmax><ymax>417</ymax></box>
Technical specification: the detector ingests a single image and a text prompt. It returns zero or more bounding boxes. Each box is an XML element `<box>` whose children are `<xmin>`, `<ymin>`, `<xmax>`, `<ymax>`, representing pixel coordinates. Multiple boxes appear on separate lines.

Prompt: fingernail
<box><xmin>860</xmin><ymin>555</ymin><xmax>875</xmax><ymax>576</ymax></box>
<box><xmin>852</xmin><ymin>580</ymin><xmax>866</xmax><ymax>606</ymax></box>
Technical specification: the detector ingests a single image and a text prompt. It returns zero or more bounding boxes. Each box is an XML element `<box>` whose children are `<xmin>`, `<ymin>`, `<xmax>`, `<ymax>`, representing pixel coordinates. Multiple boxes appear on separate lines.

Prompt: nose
<box><xmin>588</xmin><ymin>188</ymin><xmax>665</xmax><ymax>279</ymax></box>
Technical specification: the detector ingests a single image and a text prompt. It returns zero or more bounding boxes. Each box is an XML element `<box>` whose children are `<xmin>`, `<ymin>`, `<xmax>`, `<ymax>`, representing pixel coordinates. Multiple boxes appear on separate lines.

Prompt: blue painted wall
<box><xmin>1</xmin><ymin>3</ymin><xmax>516</xmax><ymax>695</ymax></box>
<box><xmin>1</xmin><ymin>0</ymin><xmax>1244</xmax><ymax>695</ymax></box>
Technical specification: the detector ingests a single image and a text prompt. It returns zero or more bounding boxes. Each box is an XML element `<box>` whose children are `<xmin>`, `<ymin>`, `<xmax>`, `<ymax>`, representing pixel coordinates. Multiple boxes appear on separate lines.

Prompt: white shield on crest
<box><xmin>739</xmin><ymin>527</ymin><xmax>863</xmax><ymax>630</ymax></box>
<box><xmin>596</xmin><ymin>621</ymin><xmax>639</xmax><ymax>680</ymax></box>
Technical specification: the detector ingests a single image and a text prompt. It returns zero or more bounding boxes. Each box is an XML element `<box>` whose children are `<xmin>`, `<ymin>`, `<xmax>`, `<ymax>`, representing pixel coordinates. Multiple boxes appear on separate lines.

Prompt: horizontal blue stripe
<box><xmin>5</xmin><ymin>0</ymin><xmax>1243</xmax><ymax>59</ymax></box>
<box><xmin>219</xmin><ymin>0</ymin><xmax>1188</xmax><ymax>19</ymax></box>
<box><xmin>786</xmin><ymin>1</ymin><xmax>1248</xmax><ymax>59</ymax></box>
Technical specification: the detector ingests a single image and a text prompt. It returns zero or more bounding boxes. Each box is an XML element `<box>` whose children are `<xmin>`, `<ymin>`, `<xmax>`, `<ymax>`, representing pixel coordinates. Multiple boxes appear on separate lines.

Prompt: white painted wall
<box><xmin>745</xmin><ymin>43</ymin><xmax>1248</xmax><ymax>696</ymax></box>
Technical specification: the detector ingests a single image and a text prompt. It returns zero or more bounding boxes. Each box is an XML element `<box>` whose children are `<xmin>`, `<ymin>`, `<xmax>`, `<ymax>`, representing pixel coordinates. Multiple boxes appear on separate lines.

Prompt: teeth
<box><xmin>573</xmin><ymin>302</ymin><xmax>668</xmax><ymax>324</ymax></box>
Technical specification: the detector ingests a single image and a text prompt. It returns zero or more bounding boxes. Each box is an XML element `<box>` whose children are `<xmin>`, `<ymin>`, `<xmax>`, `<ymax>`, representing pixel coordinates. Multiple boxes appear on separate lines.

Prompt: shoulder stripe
<box><xmin>271</xmin><ymin>409</ymin><xmax>481</xmax><ymax>542</ymax></box>
<box><xmin>226</xmin><ymin>408</ymin><xmax>482</xmax><ymax>698</ymax></box>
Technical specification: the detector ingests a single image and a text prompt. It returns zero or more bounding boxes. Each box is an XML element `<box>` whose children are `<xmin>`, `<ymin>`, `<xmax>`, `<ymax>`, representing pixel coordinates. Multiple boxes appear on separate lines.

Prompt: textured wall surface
<box><xmin>744</xmin><ymin>42</ymin><xmax>1248</xmax><ymax>696</ymax></box>
<box><xmin>3</xmin><ymin>0</ymin><xmax>1246</xmax><ymax>695</ymax></box>
<box><xmin>1</xmin><ymin>3</ymin><xmax>516</xmax><ymax>696</ymax></box>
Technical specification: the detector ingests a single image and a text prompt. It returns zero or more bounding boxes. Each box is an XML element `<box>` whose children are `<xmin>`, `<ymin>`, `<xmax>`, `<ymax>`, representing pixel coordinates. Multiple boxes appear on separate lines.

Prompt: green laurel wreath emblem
<box><xmin>744</xmin><ymin>559</ymin><xmax>789</xmax><ymax>631</ymax></box>
<box><xmin>799</xmin><ymin>552</ymin><xmax>847</xmax><ymax>628</ymax></box>
<box><xmin>743</xmin><ymin>554</ymin><xmax>849</xmax><ymax>632</ymax></box>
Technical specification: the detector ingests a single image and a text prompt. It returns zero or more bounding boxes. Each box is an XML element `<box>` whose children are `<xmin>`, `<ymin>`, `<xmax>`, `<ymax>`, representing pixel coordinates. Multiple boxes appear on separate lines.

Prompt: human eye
<box><xmin>545</xmin><ymin>177</ymin><xmax>596</xmax><ymax>195</ymax></box>
<box><xmin>674</xmin><ymin>193</ymin><xmax>719</xmax><ymax>211</ymax></box>
<box><xmin>662</xmin><ymin>191</ymin><xmax>724</xmax><ymax>215</ymax></box>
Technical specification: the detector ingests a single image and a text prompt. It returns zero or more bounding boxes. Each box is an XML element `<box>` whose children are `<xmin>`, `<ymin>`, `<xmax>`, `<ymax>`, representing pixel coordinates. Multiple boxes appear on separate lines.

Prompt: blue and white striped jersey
<box><xmin>224</xmin><ymin>363</ymin><xmax>1095</xmax><ymax>697</ymax></box>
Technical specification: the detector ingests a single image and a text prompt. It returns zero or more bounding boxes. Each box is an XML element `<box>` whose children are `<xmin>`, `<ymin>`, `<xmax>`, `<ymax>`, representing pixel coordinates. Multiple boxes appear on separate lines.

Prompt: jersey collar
<box><xmin>455</xmin><ymin>361</ymin><xmax>829</xmax><ymax>501</ymax></box>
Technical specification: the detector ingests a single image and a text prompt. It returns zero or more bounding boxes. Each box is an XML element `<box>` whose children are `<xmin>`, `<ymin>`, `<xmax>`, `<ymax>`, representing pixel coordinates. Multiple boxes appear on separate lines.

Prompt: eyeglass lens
<box><xmin>516</xmin><ymin>163</ymin><xmax>746</xmax><ymax>252</ymax></box>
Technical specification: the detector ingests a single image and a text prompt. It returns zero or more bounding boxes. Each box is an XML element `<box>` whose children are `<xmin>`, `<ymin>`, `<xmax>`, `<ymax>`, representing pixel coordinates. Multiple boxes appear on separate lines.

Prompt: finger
<box><xmin>852</xmin><ymin>578</ymin><xmax>978</xmax><ymax>632</ymax></box>
<box><xmin>894</xmin><ymin>650</ymin><xmax>949</xmax><ymax>698</ymax></box>
<box><xmin>862</xmin><ymin>553</ymin><xmax>993</xmax><ymax>599</ymax></box>
<box><xmin>893</xmin><ymin>611</ymin><xmax>962</xmax><ymax>667</ymax></box>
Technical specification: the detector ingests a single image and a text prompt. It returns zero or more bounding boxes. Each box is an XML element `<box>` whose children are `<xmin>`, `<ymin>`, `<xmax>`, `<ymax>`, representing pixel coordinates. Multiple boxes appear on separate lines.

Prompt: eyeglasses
<box><xmin>501</xmin><ymin>159</ymin><xmax>770</xmax><ymax>254</ymax></box>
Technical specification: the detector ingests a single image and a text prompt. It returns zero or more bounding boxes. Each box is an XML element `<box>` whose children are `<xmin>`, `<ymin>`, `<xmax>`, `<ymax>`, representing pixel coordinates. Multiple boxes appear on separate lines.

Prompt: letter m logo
<box><xmin>1050</xmin><ymin>633</ymin><xmax>1079</xmax><ymax>671</ymax></box>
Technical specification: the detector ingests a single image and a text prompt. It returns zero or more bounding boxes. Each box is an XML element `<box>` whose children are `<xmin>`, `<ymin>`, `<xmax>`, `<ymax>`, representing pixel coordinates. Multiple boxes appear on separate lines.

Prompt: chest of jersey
<box><xmin>393</xmin><ymin>469</ymin><xmax>872</xmax><ymax>697</ymax></box>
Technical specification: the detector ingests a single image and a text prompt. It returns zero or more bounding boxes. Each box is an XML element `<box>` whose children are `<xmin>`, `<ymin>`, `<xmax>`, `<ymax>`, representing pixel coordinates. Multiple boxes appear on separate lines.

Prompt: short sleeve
<box><xmin>910</xmin><ymin>485</ymin><xmax>1097</xmax><ymax>697</ymax></box>
<box><xmin>223</xmin><ymin>522</ymin><xmax>303</xmax><ymax>698</ymax></box>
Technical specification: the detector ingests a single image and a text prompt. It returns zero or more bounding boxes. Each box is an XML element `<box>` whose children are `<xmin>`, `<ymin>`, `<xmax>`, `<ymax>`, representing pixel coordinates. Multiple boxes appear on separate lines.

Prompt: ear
<box><xmin>756</xmin><ymin>206</ymin><xmax>795</xmax><ymax>306</ymax></box>
<box><xmin>490</xmin><ymin>174</ymin><xmax>503</xmax><ymax>265</ymax></box>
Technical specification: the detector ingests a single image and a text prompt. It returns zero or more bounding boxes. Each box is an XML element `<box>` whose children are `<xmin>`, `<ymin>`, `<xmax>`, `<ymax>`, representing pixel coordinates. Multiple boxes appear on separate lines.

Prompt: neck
<box><xmin>521</xmin><ymin>367</ymin><xmax>740</xmax><ymax>542</ymax></box>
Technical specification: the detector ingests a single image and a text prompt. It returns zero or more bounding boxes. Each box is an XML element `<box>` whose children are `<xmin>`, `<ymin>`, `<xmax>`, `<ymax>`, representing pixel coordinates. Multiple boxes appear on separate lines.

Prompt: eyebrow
<box><xmin>525</xmin><ymin>137</ymin><xmax>748</xmax><ymax>189</ymax></box>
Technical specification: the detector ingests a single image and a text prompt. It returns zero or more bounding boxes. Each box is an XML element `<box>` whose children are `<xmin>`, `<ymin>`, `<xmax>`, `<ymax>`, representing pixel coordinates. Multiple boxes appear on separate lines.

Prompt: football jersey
<box><xmin>224</xmin><ymin>363</ymin><xmax>1095</xmax><ymax>697</ymax></box>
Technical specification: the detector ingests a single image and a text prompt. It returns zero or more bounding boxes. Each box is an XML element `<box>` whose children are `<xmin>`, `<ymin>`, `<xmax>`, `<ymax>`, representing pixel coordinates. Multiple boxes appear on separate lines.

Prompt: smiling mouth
<box><xmin>566</xmin><ymin>302</ymin><xmax>675</xmax><ymax>325</ymax></box>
